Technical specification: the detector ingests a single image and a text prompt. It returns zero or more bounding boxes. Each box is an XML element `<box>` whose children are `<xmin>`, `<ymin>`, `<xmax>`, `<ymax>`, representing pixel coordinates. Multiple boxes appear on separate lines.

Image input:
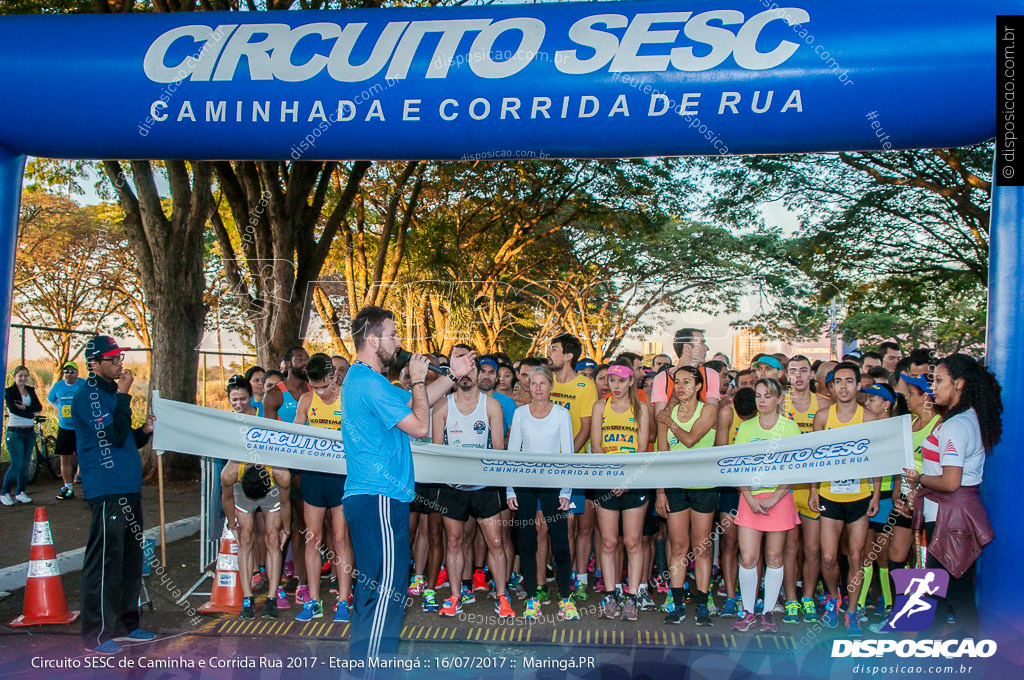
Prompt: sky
<box><xmin>21</xmin><ymin>161</ymin><xmax>800</xmax><ymax>360</ymax></box>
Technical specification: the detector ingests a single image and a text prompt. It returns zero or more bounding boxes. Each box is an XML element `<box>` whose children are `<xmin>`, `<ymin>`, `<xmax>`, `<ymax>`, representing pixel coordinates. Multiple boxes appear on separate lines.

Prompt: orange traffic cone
<box><xmin>11</xmin><ymin>507</ymin><xmax>79</xmax><ymax>626</ymax></box>
<box><xmin>198</xmin><ymin>523</ymin><xmax>242</xmax><ymax>615</ymax></box>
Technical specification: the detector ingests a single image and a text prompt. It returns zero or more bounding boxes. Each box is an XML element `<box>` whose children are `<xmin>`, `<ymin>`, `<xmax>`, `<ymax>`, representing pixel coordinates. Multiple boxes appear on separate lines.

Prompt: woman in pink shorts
<box><xmin>731</xmin><ymin>378</ymin><xmax>802</xmax><ymax>633</ymax></box>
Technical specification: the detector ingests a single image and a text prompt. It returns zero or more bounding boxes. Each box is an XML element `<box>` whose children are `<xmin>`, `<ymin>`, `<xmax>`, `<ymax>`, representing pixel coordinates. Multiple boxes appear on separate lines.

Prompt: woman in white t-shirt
<box><xmin>904</xmin><ymin>354</ymin><xmax>1002</xmax><ymax>636</ymax></box>
<box><xmin>506</xmin><ymin>365</ymin><xmax>579</xmax><ymax>623</ymax></box>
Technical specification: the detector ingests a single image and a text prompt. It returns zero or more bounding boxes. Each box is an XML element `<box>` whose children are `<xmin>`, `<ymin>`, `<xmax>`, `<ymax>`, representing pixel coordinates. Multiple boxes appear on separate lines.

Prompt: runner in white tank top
<box><xmin>430</xmin><ymin>355</ymin><xmax>512</xmax><ymax>618</ymax></box>
<box><xmin>443</xmin><ymin>393</ymin><xmax>492</xmax><ymax>490</ymax></box>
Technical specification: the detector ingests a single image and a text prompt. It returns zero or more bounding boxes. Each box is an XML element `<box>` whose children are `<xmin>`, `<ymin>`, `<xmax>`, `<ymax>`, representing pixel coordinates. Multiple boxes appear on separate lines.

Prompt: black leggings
<box><xmin>515</xmin><ymin>488</ymin><xmax>572</xmax><ymax>597</ymax></box>
<box><xmin>924</xmin><ymin>552</ymin><xmax>978</xmax><ymax>637</ymax></box>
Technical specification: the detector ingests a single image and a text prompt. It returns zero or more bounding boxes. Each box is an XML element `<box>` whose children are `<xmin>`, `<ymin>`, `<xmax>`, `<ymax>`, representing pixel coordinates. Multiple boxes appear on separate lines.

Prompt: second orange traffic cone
<box><xmin>10</xmin><ymin>507</ymin><xmax>79</xmax><ymax>626</ymax></box>
<box><xmin>198</xmin><ymin>522</ymin><xmax>243</xmax><ymax>615</ymax></box>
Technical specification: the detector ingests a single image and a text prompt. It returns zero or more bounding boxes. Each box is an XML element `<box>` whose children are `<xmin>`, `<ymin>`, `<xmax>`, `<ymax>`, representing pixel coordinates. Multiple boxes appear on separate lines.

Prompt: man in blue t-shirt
<box><xmin>48</xmin><ymin>361</ymin><xmax>85</xmax><ymax>499</ymax></box>
<box><xmin>340</xmin><ymin>306</ymin><xmax>473</xmax><ymax>660</ymax></box>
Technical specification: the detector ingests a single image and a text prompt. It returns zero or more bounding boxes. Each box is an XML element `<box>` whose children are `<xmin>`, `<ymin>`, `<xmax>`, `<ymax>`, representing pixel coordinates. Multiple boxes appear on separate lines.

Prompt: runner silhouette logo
<box><xmin>885</xmin><ymin>569</ymin><xmax>950</xmax><ymax>632</ymax></box>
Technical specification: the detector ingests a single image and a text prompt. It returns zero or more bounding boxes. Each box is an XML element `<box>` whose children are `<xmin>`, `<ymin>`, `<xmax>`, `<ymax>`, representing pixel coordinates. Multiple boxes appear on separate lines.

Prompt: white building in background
<box><xmin>733</xmin><ymin>329</ymin><xmax>766</xmax><ymax>370</ymax></box>
<box><xmin>730</xmin><ymin>328</ymin><xmax>835</xmax><ymax>369</ymax></box>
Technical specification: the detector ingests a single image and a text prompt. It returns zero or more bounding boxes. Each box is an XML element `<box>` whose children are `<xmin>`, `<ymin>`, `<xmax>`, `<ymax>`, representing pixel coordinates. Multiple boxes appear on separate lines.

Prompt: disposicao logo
<box><xmin>886</xmin><ymin>568</ymin><xmax>948</xmax><ymax>632</ymax></box>
<box><xmin>831</xmin><ymin>568</ymin><xmax>997</xmax><ymax>659</ymax></box>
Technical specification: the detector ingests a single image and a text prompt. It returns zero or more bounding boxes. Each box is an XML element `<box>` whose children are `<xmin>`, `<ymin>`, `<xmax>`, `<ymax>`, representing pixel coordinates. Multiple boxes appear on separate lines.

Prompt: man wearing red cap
<box><xmin>71</xmin><ymin>336</ymin><xmax>157</xmax><ymax>655</ymax></box>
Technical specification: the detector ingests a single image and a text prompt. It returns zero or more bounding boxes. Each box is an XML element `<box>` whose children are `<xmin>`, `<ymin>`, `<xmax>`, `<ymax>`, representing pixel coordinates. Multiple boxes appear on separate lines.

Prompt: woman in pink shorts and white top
<box><xmin>731</xmin><ymin>378</ymin><xmax>802</xmax><ymax>633</ymax></box>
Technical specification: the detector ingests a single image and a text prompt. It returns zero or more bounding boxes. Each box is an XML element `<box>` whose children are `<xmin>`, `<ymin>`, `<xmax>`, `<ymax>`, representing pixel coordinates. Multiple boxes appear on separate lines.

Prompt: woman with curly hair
<box><xmin>904</xmin><ymin>354</ymin><xmax>1002</xmax><ymax>637</ymax></box>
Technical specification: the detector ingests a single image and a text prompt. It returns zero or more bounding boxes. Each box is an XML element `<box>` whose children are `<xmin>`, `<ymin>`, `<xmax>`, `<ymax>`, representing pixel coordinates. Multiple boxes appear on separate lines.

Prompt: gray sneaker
<box><xmin>600</xmin><ymin>593</ymin><xmax>621</xmax><ymax>619</ymax></box>
<box><xmin>636</xmin><ymin>586</ymin><xmax>656</xmax><ymax>611</ymax></box>
<box><xmin>621</xmin><ymin>595</ymin><xmax>639</xmax><ymax>622</ymax></box>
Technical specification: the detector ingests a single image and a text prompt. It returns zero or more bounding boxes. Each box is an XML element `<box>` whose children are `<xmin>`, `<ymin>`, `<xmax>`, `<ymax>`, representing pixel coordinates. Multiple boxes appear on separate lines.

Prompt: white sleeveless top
<box><xmin>444</xmin><ymin>393</ymin><xmax>492</xmax><ymax>490</ymax></box>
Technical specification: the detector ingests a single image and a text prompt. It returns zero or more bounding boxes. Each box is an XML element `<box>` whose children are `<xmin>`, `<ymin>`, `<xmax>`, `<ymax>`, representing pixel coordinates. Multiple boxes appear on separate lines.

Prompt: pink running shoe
<box><xmin>295</xmin><ymin>584</ymin><xmax>311</xmax><ymax>605</ymax></box>
<box><xmin>408</xmin><ymin>575</ymin><xmax>426</xmax><ymax>597</ymax></box>
<box><xmin>276</xmin><ymin>587</ymin><xmax>290</xmax><ymax>609</ymax></box>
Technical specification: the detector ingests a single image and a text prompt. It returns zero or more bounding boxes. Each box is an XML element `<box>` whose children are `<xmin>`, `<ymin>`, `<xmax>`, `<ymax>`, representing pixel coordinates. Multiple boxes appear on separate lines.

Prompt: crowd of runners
<box><xmin>217</xmin><ymin>329</ymin><xmax>1001</xmax><ymax>640</ymax></box>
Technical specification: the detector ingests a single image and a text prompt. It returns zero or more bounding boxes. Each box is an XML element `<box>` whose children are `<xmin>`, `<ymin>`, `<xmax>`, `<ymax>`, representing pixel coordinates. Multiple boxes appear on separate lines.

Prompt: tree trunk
<box><xmin>103</xmin><ymin>160</ymin><xmax>213</xmax><ymax>483</ymax></box>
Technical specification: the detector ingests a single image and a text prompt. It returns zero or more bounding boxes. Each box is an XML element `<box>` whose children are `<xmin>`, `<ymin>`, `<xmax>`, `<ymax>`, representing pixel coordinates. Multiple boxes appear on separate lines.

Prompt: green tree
<box><xmin>12</xmin><ymin>191</ymin><xmax>147</xmax><ymax>367</ymax></box>
<box><xmin>698</xmin><ymin>145</ymin><xmax>992</xmax><ymax>353</ymax></box>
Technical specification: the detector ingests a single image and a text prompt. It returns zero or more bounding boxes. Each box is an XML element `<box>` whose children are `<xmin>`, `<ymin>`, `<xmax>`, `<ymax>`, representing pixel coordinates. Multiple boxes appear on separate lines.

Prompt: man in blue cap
<box><xmin>753</xmin><ymin>355</ymin><xmax>784</xmax><ymax>381</ymax></box>
<box><xmin>478</xmin><ymin>356</ymin><xmax>515</xmax><ymax>436</ymax></box>
<box><xmin>72</xmin><ymin>336</ymin><xmax>156</xmax><ymax>655</ymax></box>
<box><xmin>575</xmin><ymin>358</ymin><xmax>597</xmax><ymax>380</ymax></box>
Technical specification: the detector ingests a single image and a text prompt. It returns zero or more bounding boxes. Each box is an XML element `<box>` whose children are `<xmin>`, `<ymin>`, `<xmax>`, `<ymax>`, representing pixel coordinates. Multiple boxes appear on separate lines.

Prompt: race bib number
<box><xmin>61</xmin><ymin>405</ymin><xmax>71</xmax><ymax>419</ymax></box>
<box><xmin>829</xmin><ymin>479</ymin><xmax>859</xmax><ymax>494</ymax></box>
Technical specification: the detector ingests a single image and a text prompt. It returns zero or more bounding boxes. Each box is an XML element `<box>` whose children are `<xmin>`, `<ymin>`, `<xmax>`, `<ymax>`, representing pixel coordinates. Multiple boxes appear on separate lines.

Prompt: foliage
<box><xmin>696</xmin><ymin>145</ymin><xmax>992</xmax><ymax>353</ymax></box>
<box><xmin>13</xmin><ymin>191</ymin><xmax>148</xmax><ymax>366</ymax></box>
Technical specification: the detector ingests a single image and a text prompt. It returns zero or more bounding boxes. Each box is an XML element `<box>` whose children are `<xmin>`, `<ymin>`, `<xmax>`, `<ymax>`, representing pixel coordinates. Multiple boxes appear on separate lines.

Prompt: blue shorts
<box><xmin>870</xmin><ymin>496</ymin><xmax>895</xmax><ymax>530</ymax></box>
<box><xmin>301</xmin><ymin>471</ymin><xmax>346</xmax><ymax>508</ymax></box>
<box><xmin>718</xmin><ymin>487</ymin><xmax>740</xmax><ymax>515</ymax></box>
<box><xmin>568</xmin><ymin>491</ymin><xmax>586</xmax><ymax>515</ymax></box>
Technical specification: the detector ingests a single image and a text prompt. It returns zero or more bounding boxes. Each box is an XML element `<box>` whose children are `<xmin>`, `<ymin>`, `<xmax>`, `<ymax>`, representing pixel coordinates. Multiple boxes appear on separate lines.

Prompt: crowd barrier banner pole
<box><xmin>157</xmin><ymin>454</ymin><xmax>167</xmax><ymax>567</ymax></box>
<box><xmin>0</xmin><ymin>149</ymin><xmax>25</xmax><ymax>377</ymax></box>
<box><xmin>178</xmin><ymin>456</ymin><xmax>220</xmax><ymax>604</ymax></box>
<box><xmin>983</xmin><ymin>173</ymin><xmax>1024</xmax><ymax>637</ymax></box>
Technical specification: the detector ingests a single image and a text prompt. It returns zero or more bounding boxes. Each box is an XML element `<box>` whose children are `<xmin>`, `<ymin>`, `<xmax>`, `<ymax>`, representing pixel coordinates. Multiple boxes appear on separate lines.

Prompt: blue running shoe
<box><xmin>846</xmin><ymin>611</ymin><xmax>864</xmax><ymax>636</ymax></box>
<box><xmin>461</xmin><ymin>584</ymin><xmax>476</xmax><ymax>604</ymax></box>
<box><xmin>801</xmin><ymin>596</ymin><xmax>819</xmax><ymax>623</ymax></box>
<box><xmin>296</xmin><ymin>599</ymin><xmax>323</xmax><ymax>622</ymax></box>
<box><xmin>821</xmin><ymin>597</ymin><xmax>839</xmax><ymax>629</ymax></box>
<box><xmin>114</xmin><ymin>628</ymin><xmax>157</xmax><ymax>642</ymax></box>
<box><xmin>334</xmin><ymin>602</ymin><xmax>350</xmax><ymax>623</ymax></box>
<box><xmin>720</xmin><ymin>597</ymin><xmax>738</xmax><ymax>618</ymax></box>
<box><xmin>755</xmin><ymin>598</ymin><xmax>764</xmax><ymax>615</ymax></box>
<box><xmin>86</xmin><ymin>640</ymin><xmax>123</xmax><ymax>655</ymax></box>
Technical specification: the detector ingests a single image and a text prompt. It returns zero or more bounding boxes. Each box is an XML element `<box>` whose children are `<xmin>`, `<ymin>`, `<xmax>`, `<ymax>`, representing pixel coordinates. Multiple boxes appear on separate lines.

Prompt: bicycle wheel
<box><xmin>25</xmin><ymin>443</ymin><xmax>39</xmax><ymax>485</ymax></box>
<box><xmin>43</xmin><ymin>436</ymin><xmax>60</xmax><ymax>480</ymax></box>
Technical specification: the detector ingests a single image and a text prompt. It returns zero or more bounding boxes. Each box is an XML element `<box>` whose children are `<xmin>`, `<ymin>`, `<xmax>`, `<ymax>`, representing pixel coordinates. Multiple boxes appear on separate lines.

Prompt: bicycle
<box><xmin>25</xmin><ymin>415</ymin><xmax>59</xmax><ymax>484</ymax></box>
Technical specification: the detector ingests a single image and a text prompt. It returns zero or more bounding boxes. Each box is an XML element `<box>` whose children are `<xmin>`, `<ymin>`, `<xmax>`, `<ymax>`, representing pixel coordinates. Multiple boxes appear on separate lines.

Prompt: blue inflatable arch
<box><xmin>0</xmin><ymin>0</ymin><xmax>1019</xmax><ymax>635</ymax></box>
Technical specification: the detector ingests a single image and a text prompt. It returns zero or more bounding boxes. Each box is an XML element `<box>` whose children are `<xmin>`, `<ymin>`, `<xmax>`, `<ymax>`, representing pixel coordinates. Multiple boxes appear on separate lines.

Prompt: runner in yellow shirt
<box><xmin>591</xmin><ymin>358</ymin><xmax>651</xmax><ymax>623</ymax></box>
<box><xmin>547</xmin><ymin>333</ymin><xmax>600</xmax><ymax>596</ymax></box>
<box><xmin>292</xmin><ymin>353</ymin><xmax>352</xmax><ymax>624</ymax></box>
<box><xmin>781</xmin><ymin>355</ymin><xmax>833</xmax><ymax>624</ymax></box>
<box><xmin>809</xmin><ymin>362</ymin><xmax>879</xmax><ymax>635</ymax></box>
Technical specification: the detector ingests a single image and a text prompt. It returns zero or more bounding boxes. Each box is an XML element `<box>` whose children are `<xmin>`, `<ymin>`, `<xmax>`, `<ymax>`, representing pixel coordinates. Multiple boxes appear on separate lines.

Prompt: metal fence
<box><xmin>2</xmin><ymin>323</ymin><xmax>255</xmax><ymax>461</ymax></box>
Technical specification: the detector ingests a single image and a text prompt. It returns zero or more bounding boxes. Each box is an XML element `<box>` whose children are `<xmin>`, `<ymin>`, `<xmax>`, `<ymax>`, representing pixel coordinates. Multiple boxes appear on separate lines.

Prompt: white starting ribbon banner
<box><xmin>153</xmin><ymin>394</ymin><xmax>912</xmax><ymax>489</ymax></box>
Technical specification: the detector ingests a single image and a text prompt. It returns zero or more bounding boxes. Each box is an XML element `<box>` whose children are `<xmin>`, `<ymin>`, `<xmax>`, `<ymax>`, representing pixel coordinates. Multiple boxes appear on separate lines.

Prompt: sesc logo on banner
<box><xmin>832</xmin><ymin>568</ymin><xmax>997</xmax><ymax>659</ymax></box>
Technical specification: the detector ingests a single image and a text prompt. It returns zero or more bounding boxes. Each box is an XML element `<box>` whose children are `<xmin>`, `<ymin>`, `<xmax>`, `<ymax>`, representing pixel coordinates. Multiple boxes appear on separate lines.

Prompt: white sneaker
<box><xmin>0</xmin><ymin>494</ymin><xmax>14</xmax><ymax>506</ymax></box>
<box><xmin>14</xmin><ymin>492</ymin><xmax>32</xmax><ymax>503</ymax></box>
